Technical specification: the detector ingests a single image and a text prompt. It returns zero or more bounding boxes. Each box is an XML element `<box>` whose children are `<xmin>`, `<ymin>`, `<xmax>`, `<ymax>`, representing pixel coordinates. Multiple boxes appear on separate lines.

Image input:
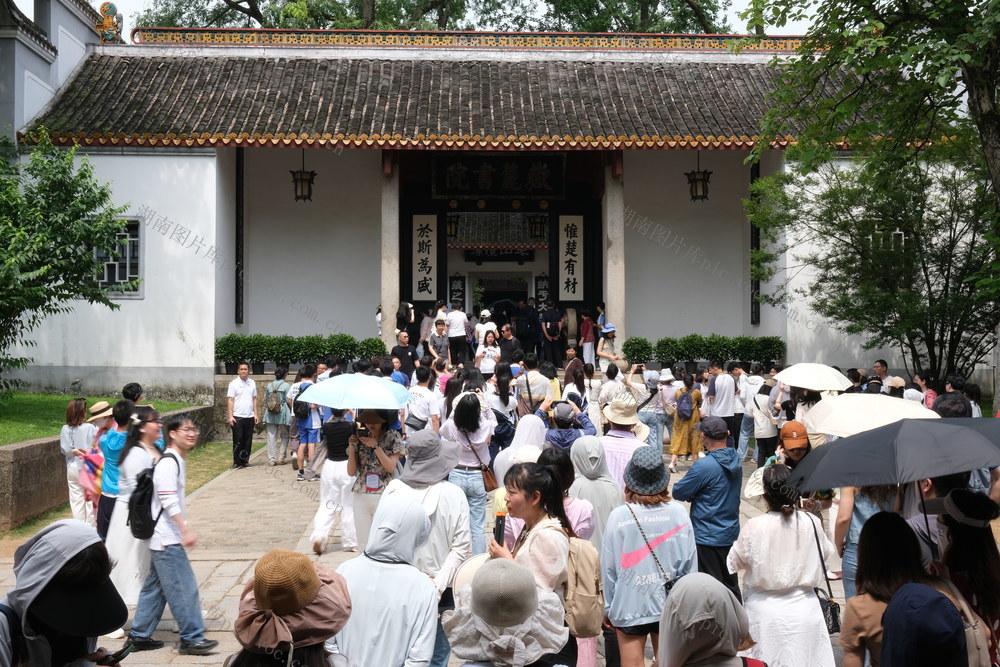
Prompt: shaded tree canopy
<box><xmin>0</xmin><ymin>131</ymin><xmax>134</xmax><ymax>391</ymax></box>
<box><xmin>135</xmin><ymin>0</ymin><xmax>730</xmax><ymax>32</ymax></box>
<box><xmin>748</xmin><ymin>143</ymin><xmax>1000</xmax><ymax>381</ymax></box>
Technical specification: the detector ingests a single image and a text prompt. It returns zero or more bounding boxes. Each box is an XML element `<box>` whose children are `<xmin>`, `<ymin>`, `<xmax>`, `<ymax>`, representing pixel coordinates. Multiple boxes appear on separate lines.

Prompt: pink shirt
<box><xmin>601</xmin><ymin>430</ymin><xmax>644</xmax><ymax>492</ymax></box>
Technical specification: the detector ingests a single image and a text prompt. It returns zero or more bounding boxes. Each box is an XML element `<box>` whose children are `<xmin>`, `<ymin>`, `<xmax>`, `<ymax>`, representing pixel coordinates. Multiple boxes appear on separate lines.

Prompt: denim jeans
<box><xmin>431</xmin><ymin>594</ymin><xmax>455</xmax><ymax>667</ymax></box>
<box><xmin>449</xmin><ymin>468</ymin><xmax>487</xmax><ymax>555</ymax></box>
<box><xmin>842</xmin><ymin>541</ymin><xmax>858</xmax><ymax>599</ymax></box>
<box><xmin>638</xmin><ymin>411</ymin><xmax>666</xmax><ymax>450</ymax></box>
<box><xmin>131</xmin><ymin>545</ymin><xmax>206</xmax><ymax>643</ymax></box>
<box><xmin>737</xmin><ymin>413</ymin><xmax>755</xmax><ymax>460</ymax></box>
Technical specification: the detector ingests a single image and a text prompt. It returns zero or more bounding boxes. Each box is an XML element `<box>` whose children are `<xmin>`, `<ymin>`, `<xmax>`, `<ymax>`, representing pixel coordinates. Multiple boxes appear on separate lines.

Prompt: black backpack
<box><xmin>293</xmin><ymin>382</ymin><xmax>313</xmax><ymax>420</ymax></box>
<box><xmin>491</xmin><ymin>409</ymin><xmax>516</xmax><ymax>451</ymax></box>
<box><xmin>127</xmin><ymin>452</ymin><xmax>178</xmax><ymax>540</ymax></box>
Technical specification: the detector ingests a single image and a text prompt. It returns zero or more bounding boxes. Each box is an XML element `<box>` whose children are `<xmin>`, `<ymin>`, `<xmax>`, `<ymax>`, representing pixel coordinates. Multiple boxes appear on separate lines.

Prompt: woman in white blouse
<box><xmin>440</xmin><ymin>392</ymin><xmax>497</xmax><ymax>555</ymax></box>
<box><xmin>727</xmin><ymin>463</ymin><xmax>837</xmax><ymax>667</ymax></box>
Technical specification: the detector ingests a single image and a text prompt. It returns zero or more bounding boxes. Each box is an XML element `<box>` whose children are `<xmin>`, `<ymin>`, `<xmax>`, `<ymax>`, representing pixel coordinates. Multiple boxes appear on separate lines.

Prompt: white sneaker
<box><xmin>106</xmin><ymin>627</ymin><xmax>125</xmax><ymax>639</ymax></box>
<box><xmin>699</xmin><ymin>452</ymin><xmax>707</xmax><ymax>459</ymax></box>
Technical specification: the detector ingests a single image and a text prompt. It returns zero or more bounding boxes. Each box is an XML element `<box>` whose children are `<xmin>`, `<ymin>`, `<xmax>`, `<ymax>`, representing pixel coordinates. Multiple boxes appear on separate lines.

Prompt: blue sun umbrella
<box><xmin>296</xmin><ymin>373</ymin><xmax>413</xmax><ymax>410</ymax></box>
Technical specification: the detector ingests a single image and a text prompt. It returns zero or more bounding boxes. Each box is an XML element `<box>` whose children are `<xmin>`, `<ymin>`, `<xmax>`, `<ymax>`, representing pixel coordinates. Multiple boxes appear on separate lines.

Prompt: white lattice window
<box><xmin>94</xmin><ymin>220</ymin><xmax>142</xmax><ymax>296</ymax></box>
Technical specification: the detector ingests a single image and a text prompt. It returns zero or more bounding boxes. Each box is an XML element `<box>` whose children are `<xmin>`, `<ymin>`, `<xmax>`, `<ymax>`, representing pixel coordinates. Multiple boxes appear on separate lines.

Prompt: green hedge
<box><xmin>654</xmin><ymin>334</ymin><xmax>785</xmax><ymax>365</ymax></box>
<box><xmin>215</xmin><ymin>333</ymin><xmax>385</xmax><ymax>366</ymax></box>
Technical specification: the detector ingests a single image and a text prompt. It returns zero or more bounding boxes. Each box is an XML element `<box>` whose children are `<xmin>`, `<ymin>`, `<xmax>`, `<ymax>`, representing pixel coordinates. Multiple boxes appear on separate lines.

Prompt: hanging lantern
<box><xmin>446</xmin><ymin>216</ymin><xmax>458</xmax><ymax>240</ymax></box>
<box><xmin>290</xmin><ymin>148</ymin><xmax>316</xmax><ymax>201</ymax></box>
<box><xmin>685</xmin><ymin>151</ymin><xmax>711</xmax><ymax>201</ymax></box>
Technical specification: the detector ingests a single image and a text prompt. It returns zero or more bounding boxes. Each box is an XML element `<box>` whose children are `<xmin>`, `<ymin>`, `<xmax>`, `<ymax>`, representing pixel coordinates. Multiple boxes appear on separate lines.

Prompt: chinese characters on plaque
<box><xmin>535</xmin><ymin>274</ymin><xmax>550</xmax><ymax>302</ymax></box>
<box><xmin>449</xmin><ymin>274</ymin><xmax>466</xmax><ymax>307</ymax></box>
<box><xmin>433</xmin><ymin>155</ymin><xmax>566</xmax><ymax>200</ymax></box>
<box><xmin>558</xmin><ymin>216</ymin><xmax>584</xmax><ymax>300</ymax></box>
<box><xmin>412</xmin><ymin>215</ymin><xmax>437</xmax><ymax>299</ymax></box>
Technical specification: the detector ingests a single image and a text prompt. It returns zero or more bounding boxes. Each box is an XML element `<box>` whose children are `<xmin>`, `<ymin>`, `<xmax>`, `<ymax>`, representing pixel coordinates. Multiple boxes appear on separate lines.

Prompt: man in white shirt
<box><xmin>226</xmin><ymin>362</ymin><xmax>258</xmax><ymax>469</ymax></box>
<box><xmin>127</xmin><ymin>418</ymin><xmax>218</xmax><ymax>656</ymax></box>
<box><xmin>446</xmin><ymin>301</ymin><xmax>469</xmax><ymax>366</ymax></box>
<box><xmin>383</xmin><ymin>431</ymin><xmax>471</xmax><ymax>667</ymax></box>
<box><xmin>708</xmin><ymin>361</ymin><xmax>736</xmax><ymax>447</ymax></box>
<box><xmin>405</xmin><ymin>367</ymin><xmax>442</xmax><ymax>434</ymax></box>
<box><xmin>873</xmin><ymin>359</ymin><xmax>895</xmax><ymax>393</ymax></box>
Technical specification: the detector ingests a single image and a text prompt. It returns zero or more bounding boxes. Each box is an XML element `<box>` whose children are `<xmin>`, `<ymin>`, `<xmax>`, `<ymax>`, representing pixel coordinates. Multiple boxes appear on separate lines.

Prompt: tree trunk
<box><xmin>681</xmin><ymin>0</ymin><xmax>713</xmax><ymax>33</ymax></box>
<box><xmin>961</xmin><ymin>60</ymin><xmax>1000</xmax><ymax>415</ymax></box>
<box><xmin>363</xmin><ymin>0</ymin><xmax>374</xmax><ymax>28</ymax></box>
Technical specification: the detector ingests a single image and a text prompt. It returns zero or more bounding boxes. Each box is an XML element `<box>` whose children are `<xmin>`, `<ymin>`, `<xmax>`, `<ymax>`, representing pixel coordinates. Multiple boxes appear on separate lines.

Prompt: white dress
<box><xmin>727</xmin><ymin>510</ymin><xmax>837</xmax><ymax>667</ymax></box>
<box><xmin>106</xmin><ymin>446</ymin><xmax>155</xmax><ymax>605</ymax></box>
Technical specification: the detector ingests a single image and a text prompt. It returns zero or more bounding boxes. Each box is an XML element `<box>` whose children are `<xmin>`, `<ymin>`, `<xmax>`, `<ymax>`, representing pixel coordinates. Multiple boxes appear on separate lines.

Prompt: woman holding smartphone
<box><xmin>347</xmin><ymin>409</ymin><xmax>404</xmax><ymax>550</ymax></box>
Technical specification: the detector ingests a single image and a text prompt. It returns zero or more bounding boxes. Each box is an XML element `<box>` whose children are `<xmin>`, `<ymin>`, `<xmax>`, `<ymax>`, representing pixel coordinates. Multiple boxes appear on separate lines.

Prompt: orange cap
<box><xmin>780</xmin><ymin>421</ymin><xmax>810</xmax><ymax>448</ymax></box>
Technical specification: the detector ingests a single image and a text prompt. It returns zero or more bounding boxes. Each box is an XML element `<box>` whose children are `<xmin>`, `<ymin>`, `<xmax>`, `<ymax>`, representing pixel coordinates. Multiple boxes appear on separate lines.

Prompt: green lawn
<box><xmin>0</xmin><ymin>393</ymin><xmax>197</xmax><ymax>446</ymax></box>
<box><xmin>0</xmin><ymin>440</ymin><xmax>264</xmax><ymax>540</ymax></box>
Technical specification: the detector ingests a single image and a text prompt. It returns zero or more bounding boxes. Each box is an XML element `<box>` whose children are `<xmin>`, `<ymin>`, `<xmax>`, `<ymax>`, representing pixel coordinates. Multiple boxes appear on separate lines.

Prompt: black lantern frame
<box><xmin>290</xmin><ymin>149</ymin><xmax>317</xmax><ymax>201</ymax></box>
<box><xmin>685</xmin><ymin>151</ymin><xmax>711</xmax><ymax>201</ymax></box>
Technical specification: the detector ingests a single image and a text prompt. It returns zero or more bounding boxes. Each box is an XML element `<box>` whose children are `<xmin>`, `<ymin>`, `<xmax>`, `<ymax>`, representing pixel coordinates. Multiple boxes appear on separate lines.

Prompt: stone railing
<box><xmin>0</xmin><ymin>405</ymin><xmax>215</xmax><ymax>532</ymax></box>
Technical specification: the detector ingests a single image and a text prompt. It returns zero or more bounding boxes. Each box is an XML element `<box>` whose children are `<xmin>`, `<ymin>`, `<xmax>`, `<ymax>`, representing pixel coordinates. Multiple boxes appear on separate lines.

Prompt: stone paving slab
<box><xmin>0</xmin><ymin>450</ymin><xmax>846</xmax><ymax>665</ymax></box>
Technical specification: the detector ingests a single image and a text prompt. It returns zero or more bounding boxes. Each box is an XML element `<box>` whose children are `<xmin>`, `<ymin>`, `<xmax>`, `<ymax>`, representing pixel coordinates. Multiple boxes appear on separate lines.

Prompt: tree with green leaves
<box><xmin>0</xmin><ymin>132</ymin><xmax>135</xmax><ymax>391</ymax></box>
<box><xmin>135</xmin><ymin>0</ymin><xmax>729</xmax><ymax>32</ymax></box>
<box><xmin>743</xmin><ymin>0</ymin><xmax>1000</xmax><ymax>408</ymax></box>
<box><xmin>748</xmin><ymin>145</ymin><xmax>999</xmax><ymax>383</ymax></box>
<box><xmin>135</xmin><ymin>0</ymin><xmax>471</xmax><ymax>29</ymax></box>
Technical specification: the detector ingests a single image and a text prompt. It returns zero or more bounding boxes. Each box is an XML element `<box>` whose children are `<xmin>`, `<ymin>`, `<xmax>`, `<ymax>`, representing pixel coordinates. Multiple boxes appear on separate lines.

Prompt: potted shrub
<box><xmin>703</xmin><ymin>334</ymin><xmax>733</xmax><ymax>364</ymax></box>
<box><xmin>327</xmin><ymin>334</ymin><xmax>358</xmax><ymax>365</ymax></box>
<box><xmin>758</xmin><ymin>336</ymin><xmax>786</xmax><ymax>367</ymax></box>
<box><xmin>654</xmin><ymin>337</ymin><xmax>679</xmax><ymax>368</ymax></box>
<box><xmin>621</xmin><ymin>337</ymin><xmax>654</xmax><ymax>366</ymax></box>
<box><xmin>356</xmin><ymin>337</ymin><xmax>388</xmax><ymax>362</ymax></box>
<box><xmin>270</xmin><ymin>335</ymin><xmax>298</xmax><ymax>368</ymax></box>
<box><xmin>297</xmin><ymin>335</ymin><xmax>327</xmax><ymax>366</ymax></box>
<box><xmin>676</xmin><ymin>334</ymin><xmax>706</xmax><ymax>374</ymax></box>
<box><xmin>245</xmin><ymin>334</ymin><xmax>269</xmax><ymax>374</ymax></box>
<box><xmin>730</xmin><ymin>336</ymin><xmax>755</xmax><ymax>370</ymax></box>
<box><xmin>215</xmin><ymin>333</ymin><xmax>242</xmax><ymax>374</ymax></box>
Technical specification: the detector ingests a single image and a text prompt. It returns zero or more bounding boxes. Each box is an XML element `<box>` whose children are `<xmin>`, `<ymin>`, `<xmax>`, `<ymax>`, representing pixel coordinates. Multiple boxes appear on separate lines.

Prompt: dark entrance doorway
<box><xmin>475</xmin><ymin>275</ymin><xmax>528</xmax><ymax>327</ymax></box>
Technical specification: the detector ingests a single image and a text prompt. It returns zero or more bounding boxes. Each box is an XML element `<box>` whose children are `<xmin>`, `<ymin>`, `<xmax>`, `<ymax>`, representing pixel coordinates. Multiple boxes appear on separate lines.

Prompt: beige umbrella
<box><xmin>773</xmin><ymin>362</ymin><xmax>852</xmax><ymax>392</ymax></box>
<box><xmin>809</xmin><ymin>393</ymin><xmax>939</xmax><ymax>438</ymax></box>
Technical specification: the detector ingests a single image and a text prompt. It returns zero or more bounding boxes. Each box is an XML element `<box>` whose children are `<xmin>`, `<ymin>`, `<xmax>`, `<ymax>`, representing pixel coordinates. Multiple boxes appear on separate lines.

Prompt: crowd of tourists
<box><xmin>10</xmin><ymin>305</ymin><xmax>1000</xmax><ymax>666</ymax></box>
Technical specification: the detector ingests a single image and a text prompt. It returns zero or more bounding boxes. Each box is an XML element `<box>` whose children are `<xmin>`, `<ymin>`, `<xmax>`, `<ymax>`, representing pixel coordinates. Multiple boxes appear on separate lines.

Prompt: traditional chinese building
<box><xmin>7</xmin><ymin>15</ymin><xmax>903</xmax><ymax>394</ymax></box>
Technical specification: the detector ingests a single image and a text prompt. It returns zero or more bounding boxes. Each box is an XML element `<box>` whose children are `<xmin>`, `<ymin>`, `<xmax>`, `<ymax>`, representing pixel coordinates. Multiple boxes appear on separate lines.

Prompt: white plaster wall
<box><xmin>622</xmin><ymin>150</ymin><xmax>755</xmax><ymax>339</ymax></box>
<box><xmin>13</xmin><ymin>152</ymin><xmax>219</xmax><ymax>394</ymax></box>
<box><xmin>215</xmin><ymin>147</ymin><xmax>237</xmax><ymax>335</ymax></box>
<box><xmin>242</xmin><ymin>148</ymin><xmax>381</xmax><ymax>339</ymax></box>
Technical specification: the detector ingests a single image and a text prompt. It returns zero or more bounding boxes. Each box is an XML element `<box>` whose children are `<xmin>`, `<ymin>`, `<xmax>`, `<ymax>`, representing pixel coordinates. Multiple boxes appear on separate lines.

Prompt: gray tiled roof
<box><xmin>32</xmin><ymin>54</ymin><xmax>802</xmax><ymax>149</ymax></box>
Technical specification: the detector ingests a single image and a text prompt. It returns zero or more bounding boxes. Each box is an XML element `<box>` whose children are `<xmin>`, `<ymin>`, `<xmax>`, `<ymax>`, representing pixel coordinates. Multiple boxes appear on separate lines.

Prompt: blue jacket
<box><xmin>670</xmin><ymin>447</ymin><xmax>742</xmax><ymax>547</ymax></box>
<box><xmin>99</xmin><ymin>429</ymin><xmax>127</xmax><ymax>495</ymax></box>
<box><xmin>534</xmin><ymin>410</ymin><xmax>597</xmax><ymax>450</ymax></box>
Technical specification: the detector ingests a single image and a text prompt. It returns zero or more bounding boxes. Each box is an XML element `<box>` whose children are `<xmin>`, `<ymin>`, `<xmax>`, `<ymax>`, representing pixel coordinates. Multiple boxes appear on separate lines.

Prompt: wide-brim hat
<box><xmin>659</xmin><ymin>369</ymin><xmax>676</xmax><ymax>382</ymax></box>
<box><xmin>86</xmin><ymin>400</ymin><xmax>112</xmax><ymax>422</ymax></box>
<box><xmin>400</xmin><ymin>431</ymin><xmax>461</xmax><ymax>485</ymax></box>
<box><xmin>624</xmin><ymin>446</ymin><xmax>670</xmax><ymax>495</ymax></box>
<box><xmin>601</xmin><ymin>323</ymin><xmax>617</xmax><ymax>334</ymax></box>
<box><xmin>236</xmin><ymin>550</ymin><xmax>352</xmax><ymax>652</ymax></box>
<box><xmin>453</xmin><ymin>553</ymin><xmax>490</xmax><ymax>593</ymax></box>
<box><xmin>31</xmin><ymin>572</ymin><xmax>127</xmax><ymax>637</ymax></box>
<box><xmin>603</xmin><ymin>391</ymin><xmax>640</xmax><ymax>425</ymax></box>
<box><xmin>356</xmin><ymin>409</ymin><xmax>388</xmax><ymax>424</ymax></box>
<box><xmin>471</xmin><ymin>559</ymin><xmax>538</xmax><ymax>627</ymax></box>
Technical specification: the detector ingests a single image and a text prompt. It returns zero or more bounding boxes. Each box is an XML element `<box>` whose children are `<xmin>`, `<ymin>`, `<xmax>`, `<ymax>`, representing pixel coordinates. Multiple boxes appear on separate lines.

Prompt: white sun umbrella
<box><xmin>809</xmin><ymin>393</ymin><xmax>940</xmax><ymax>438</ymax></box>
<box><xmin>296</xmin><ymin>373</ymin><xmax>413</xmax><ymax>410</ymax></box>
<box><xmin>773</xmin><ymin>362</ymin><xmax>852</xmax><ymax>392</ymax></box>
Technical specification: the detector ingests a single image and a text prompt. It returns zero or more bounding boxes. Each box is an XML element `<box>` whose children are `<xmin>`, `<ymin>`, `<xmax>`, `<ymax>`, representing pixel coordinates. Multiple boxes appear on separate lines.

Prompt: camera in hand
<box><xmin>356</xmin><ymin>423</ymin><xmax>371</xmax><ymax>438</ymax></box>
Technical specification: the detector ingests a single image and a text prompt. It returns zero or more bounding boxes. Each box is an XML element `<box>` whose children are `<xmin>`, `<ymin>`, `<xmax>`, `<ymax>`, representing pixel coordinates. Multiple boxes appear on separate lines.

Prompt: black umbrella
<box><xmin>788</xmin><ymin>418</ymin><xmax>1000</xmax><ymax>493</ymax></box>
